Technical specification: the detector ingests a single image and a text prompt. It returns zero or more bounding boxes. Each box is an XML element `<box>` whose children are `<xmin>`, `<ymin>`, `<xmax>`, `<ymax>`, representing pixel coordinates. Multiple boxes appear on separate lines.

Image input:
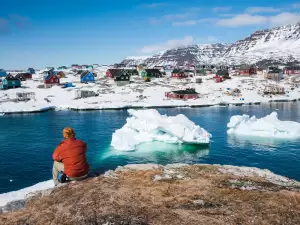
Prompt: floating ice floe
<box><xmin>227</xmin><ymin>112</ymin><xmax>300</xmax><ymax>139</ymax></box>
<box><xmin>111</xmin><ymin>109</ymin><xmax>212</xmax><ymax>151</ymax></box>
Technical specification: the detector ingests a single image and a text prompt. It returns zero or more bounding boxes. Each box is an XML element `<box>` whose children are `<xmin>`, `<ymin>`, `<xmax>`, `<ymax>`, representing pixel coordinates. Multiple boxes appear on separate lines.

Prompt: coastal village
<box><xmin>0</xmin><ymin>63</ymin><xmax>300</xmax><ymax>113</ymax></box>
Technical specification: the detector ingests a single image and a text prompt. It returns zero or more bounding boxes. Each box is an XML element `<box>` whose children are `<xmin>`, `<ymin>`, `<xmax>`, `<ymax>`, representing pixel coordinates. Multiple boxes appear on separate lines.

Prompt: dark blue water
<box><xmin>0</xmin><ymin>102</ymin><xmax>300</xmax><ymax>193</ymax></box>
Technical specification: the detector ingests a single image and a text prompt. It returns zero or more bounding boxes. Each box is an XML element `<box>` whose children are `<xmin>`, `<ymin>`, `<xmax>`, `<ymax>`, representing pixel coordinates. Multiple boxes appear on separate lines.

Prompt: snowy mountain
<box><xmin>122</xmin><ymin>23</ymin><xmax>300</xmax><ymax>67</ymax></box>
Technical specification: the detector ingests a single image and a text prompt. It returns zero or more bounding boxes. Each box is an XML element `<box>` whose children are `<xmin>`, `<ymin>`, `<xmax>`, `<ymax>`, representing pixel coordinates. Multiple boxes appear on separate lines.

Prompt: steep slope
<box><xmin>122</xmin><ymin>23</ymin><xmax>300</xmax><ymax>66</ymax></box>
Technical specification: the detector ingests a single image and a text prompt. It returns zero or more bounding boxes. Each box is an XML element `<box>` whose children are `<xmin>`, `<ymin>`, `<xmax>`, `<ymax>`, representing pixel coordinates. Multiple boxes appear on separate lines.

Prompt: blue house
<box><xmin>0</xmin><ymin>69</ymin><xmax>7</xmax><ymax>77</ymax></box>
<box><xmin>0</xmin><ymin>74</ymin><xmax>21</xmax><ymax>89</ymax></box>
<box><xmin>27</xmin><ymin>68</ymin><xmax>36</xmax><ymax>74</ymax></box>
<box><xmin>80</xmin><ymin>71</ymin><xmax>95</xmax><ymax>83</ymax></box>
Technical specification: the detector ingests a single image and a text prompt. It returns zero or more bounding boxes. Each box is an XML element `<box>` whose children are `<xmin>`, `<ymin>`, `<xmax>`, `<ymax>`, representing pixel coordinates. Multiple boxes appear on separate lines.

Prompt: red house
<box><xmin>284</xmin><ymin>66</ymin><xmax>300</xmax><ymax>75</ymax></box>
<box><xmin>165</xmin><ymin>88</ymin><xmax>199</xmax><ymax>100</ymax></box>
<box><xmin>238</xmin><ymin>65</ymin><xmax>257</xmax><ymax>76</ymax></box>
<box><xmin>23</xmin><ymin>73</ymin><xmax>32</xmax><ymax>80</ymax></box>
<box><xmin>106</xmin><ymin>69</ymin><xmax>120</xmax><ymax>78</ymax></box>
<box><xmin>44</xmin><ymin>73</ymin><xmax>60</xmax><ymax>88</ymax></box>
<box><xmin>171</xmin><ymin>69</ymin><xmax>188</xmax><ymax>79</ymax></box>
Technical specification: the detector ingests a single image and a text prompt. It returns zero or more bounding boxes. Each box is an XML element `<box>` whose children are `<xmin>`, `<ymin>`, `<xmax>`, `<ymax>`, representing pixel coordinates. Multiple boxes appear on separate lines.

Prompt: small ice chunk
<box><xmin>111</xmin><ymin>109</ymin><xmax>212</xmax><ymax>151</ymax></box>
<box><xmin>227</xmin><ymin>112</ymin><xmax>300</xmax><ymax>139</ymax></box>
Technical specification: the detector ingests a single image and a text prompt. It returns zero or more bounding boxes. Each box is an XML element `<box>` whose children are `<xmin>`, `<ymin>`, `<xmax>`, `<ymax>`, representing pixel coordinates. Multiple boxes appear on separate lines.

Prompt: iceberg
<box><xmin>111</xmin><ymin>109</ymin><xmax>212</xmax><ymax>151</ymax></box>
<box><xmin>227</xmin><ymin>112</ymin><xmax>300</xmax><ymax>139</ymax></box>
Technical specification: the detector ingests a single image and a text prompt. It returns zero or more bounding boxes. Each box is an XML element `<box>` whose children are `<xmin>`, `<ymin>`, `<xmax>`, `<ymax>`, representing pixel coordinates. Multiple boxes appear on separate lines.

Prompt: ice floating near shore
<box><xmin>111</xmin><ymin>109</ymin><xmax>212</xmax><ymax>151</ymax></box>
<box><xmin>227</xmin><ymin>112</ymin><xmax>300</xmax><ymax>139</ymax></box>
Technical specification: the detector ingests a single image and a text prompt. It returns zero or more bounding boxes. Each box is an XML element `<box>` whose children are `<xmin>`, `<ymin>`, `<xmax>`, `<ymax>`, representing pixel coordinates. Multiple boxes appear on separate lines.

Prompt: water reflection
<box><xmin>227</xmin><ymin>135</ymin><xmax>292</xmax><ymax>152</ymax></box>
<box><xmin>101</xmin><ymin>142</ymin><xmax>210</xmax><ymax>165</ymax></box>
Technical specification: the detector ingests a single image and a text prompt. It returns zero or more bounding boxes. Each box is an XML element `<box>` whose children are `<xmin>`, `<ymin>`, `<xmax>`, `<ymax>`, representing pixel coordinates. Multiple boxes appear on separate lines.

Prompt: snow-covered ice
<box><xmin>0</xmin><ymin>180</ymin><xmax>54</xmax><ymax>207</ymax></box>
<box><xmin>111</xmin><ymin>109</ymin><xmax>212</xmax><ymax>151</ymax></box>
<box><xmin>227</xmin><ymin>112</ymin><xmax>300</xmax><ymax>139</ymax></box>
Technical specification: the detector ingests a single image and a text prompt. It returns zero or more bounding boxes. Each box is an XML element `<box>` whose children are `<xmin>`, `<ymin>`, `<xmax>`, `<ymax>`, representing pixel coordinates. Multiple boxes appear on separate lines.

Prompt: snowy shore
<box><xmin>1</xmin><ymin>68</ymin><xmax>300</xmax><ymax>114</ymax></box>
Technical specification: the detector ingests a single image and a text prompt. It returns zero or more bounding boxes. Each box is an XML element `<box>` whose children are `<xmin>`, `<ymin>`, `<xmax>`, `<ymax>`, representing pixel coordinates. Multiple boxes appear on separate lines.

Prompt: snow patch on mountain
<box><xmin>122</xmin><ymin>23</ymin><xmax>300</xmax><ymax>66</ymax></box>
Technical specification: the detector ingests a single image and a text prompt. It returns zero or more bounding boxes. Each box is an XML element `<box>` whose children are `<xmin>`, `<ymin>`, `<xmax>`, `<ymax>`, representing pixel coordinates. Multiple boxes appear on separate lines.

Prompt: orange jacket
<box><xmin>53</xmin><ymin>138</ymin><xmax>90</xmax><ymax>178</ymax></box>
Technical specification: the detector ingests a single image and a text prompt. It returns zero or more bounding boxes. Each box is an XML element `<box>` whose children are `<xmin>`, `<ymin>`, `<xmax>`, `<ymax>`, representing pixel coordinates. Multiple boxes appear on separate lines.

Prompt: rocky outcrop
<box><xmin>1</xmin><ymin>164</ymin><xmax>300</xmax><ymax>225</ymax></box>
<box><xmin>122</xmin><ymin>23</ymin><xmax>300</xmax><ymax>67</ymax></box>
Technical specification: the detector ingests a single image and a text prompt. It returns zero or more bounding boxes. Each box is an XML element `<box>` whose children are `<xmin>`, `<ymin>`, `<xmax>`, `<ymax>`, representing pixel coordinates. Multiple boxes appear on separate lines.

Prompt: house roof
<box><xmin>5</xmin><ymin>74</ymin><xmax>19</xmax><ymax>81</ymax></box>
<box><xmin>216</xmin><ymin>70</ymin><xmax>229</xmax><ymax>76</ymax></box>
<box><xmin>170</xmin><ymin>89</ymin><xmax>199</xmax><ymax>95</ymax></box>
<box><xmin>145</xmin><ymin>69</ymin><xmax>162</xmax><ymax>74</ymax></box>
<box><xmin>80</xmin><ymin>71</ymin><xmax>92</xmax><ymax>78</ymax></box>
<box><xmin>115</xmin><ymin>69</ymin><xmax>130</xmax><ymax>77</ymax></box>
<box><xmin>268</xmin><ymin>68</ymin><xmax>282</xmax><ymax>73</ymax></box>
<box><xmin>16</xmin><ymin>73</ymin><xmax>31</xmax><ymax>77</ymax></box>
<box><xmin>107</xmin><ymin>69</ymin><xmax>121</xmax><ymax>77</ymax></box>
<box><xmin>285</xmin><ymin>66</ymin><xmax>300</xmax><ymax>70</ymax></box>
<box><xmin>172</xmin><ymin>69</ymin><xmax>184</xmax><ymax>73</ymax></box>
<box><xmin>239</xmin><ymin>65</ymin><xmax>254</xmax><ymax>70</ymax></box>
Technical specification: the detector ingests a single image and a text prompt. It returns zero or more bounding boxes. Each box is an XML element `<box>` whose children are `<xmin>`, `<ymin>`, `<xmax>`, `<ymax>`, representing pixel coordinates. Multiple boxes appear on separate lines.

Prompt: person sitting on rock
<box><xmin>52</xmin><ymin>127</ymin><xmax>90</xmax><ymax>185</ymax></box>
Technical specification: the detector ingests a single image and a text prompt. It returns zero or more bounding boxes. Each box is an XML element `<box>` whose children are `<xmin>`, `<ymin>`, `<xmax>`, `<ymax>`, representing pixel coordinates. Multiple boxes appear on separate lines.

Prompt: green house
<box><xmin>0</xmin><ymin>74</ymin><xmax>21</xmax><ymax>89</ymax></box>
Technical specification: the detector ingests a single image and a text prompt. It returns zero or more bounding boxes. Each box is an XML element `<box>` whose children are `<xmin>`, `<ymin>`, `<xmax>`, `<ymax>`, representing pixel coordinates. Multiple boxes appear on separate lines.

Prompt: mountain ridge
<box><xmin>122</xmin><ymin>23</ymin><xmax>300</xmax><ymax>67</ymax></box>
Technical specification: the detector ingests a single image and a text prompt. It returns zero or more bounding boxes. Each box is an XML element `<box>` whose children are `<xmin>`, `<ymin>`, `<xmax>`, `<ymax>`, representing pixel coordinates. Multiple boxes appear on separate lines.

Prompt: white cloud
<box><xmin>269</xmin><ymin>12</ymin><xmax>300</xmax><ymax>26</ymax></box>
<box><xmin>212</xmin><ymin>7</ymin><xmax>232</xmax><ymax>13</ymax></box>
<box><xmin>217</xmin><ymin>14</ymin><xmax>268</xmax><ymax>27</ymax></box>
<box><xmin>140</xmin><ymin>36</ymin><xmax>194</xmax><ymax>54</ymax></box>
<box><xmin>141</xmin><ymin>3</ymin><xmax>167</xmax><ymax>8</ymax></box>
<box><xmin>148</xmin><ymin>18</ymin><xmax>160</xmax><ymax>25</ymax></box>
<box><xmin>172</xmin><ymin>18</ymin><xmax>216</xmax><ymax>27</ymax></box>
<box><xmin>292</xmin><ymin>3</ymin><xmax>300</xmax><ymax>8</ymax></box>
<box><xmin>245</xmin><ymin>7</ymin><xmax>280</xmax><ymax>14</ymax></box>
<box><xmin>172</xmin><ymin>20</ymin><xmax>197</xmax><ymax>26</ymax></box>
<box><xmin>217</xmin><ymin>12</ymin><xmax>300</xmax><ymax>27</ymax></box>
<box><xmin>164</xmin><ymin>13</ymin><xmax>192</xmax><ymax>20</ymax></box>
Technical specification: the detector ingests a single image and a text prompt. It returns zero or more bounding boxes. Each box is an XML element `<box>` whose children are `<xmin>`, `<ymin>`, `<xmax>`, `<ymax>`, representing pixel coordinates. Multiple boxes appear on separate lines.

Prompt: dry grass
<box><xmin>1</xmin><ymin>165</ymin><xmax>300</xmax><ymax>225</ymax></box>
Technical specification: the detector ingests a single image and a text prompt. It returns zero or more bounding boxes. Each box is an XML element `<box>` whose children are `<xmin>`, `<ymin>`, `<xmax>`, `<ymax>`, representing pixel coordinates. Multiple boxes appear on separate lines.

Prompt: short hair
<box><xmin>63</xmin><ymin>127</ymin><xmax>76</xmax><ymax>139</ymax></box>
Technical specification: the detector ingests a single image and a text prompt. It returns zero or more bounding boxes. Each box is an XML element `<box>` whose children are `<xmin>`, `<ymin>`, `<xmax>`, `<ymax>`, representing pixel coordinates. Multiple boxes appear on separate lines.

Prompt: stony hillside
<box><xmin>122</xmin><ymin>23</ymin><xmax>300</xmax><ymax>67</ymax></box>
<box><xmin>1</xmin><ymin>164</ymin><xmax>300</xmax><ymax>225</ymax></box>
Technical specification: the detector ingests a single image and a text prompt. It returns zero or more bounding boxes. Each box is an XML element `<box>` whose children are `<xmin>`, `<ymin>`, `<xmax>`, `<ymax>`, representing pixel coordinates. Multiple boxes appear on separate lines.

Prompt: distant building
<box><xmin>0</xmin><ymin>74</ymin><xmax>21</xmax><ymax>89</ymax></box>
<box><xmin>0</xmin><ymin>69</ymin><xmax>7</xmax><ymax>77</ymax></box>
<box><xmin>238</xmin><ymin>65</ymin><xmax>257</xmax><ymax>76</ymax></box>
<box><xmin>57</xmin><ymin>71</ymin><xmax>66</xmax><ymax>78</ymax></box>
<box><xmin>284</xmin><ymin>66</ymin><xmax>300</xmax><ymax>75</ymax></box>
<box><xmin>27</xmin><ymin>68</ymin><xmax>36</xmax><ymax>74</ymax></box>
<box><xmin>57</xmin><ymin>66</ymin><xmax>68</xmax><ymax>70</ymax></box>
<box><xmin>44</xmin><ymin>72</ymin><xmax>60</xmax><ymax>88</ymax></box>
<box><xmin>76</xmin><ymin>90</ymin><xmax>97</xmax><ymax>99</ymax></box>
<box><xmin>114</xmin><ymin>70</ymin><xmax>131</xmax><ymax>86</ymax></box>
<box><xmin>171</xmin><ymin>69</ymin><xmax>188</xmax><ymax>79</ymax></box>
<box><xmin>80</xmin><ymin>71</ymin><xmax>95</xmax><ymax>83</ymax></box>
<box><xmin>15</xmin><ymin>73</ymin><xmax>32</xmax><ymax>81</ymax></box>
<box><xmin>106</xmin><ymin>69</ymin><xmax>120</xmax><ymax>78</ymax></box>
<box><xmin>264</xmin><ymin>86</ymin><xmax>285</xmax><ymax>95</ymax></box>
<box><xmin>165</xmin><ymin>88</ymin><xmax>199</xmax><ymax>100</ymax></box>
<box><xmin>216</xmin><ymin>70</ymin><xmax>230</xmax><ymax>79</ymax></box>
<box><xmin>141</xmin><ymin>69</ymin><xmax>162</xmax><ymax>78</ymax></box>
<box><xmin>264</xmin><ymin>68</ymin><xmax>283</xmax><ymax>81</ymax></box>
<box><xmin>16</xmin><ymin>92</ymin><xmax>35</xmax><ymax>101</ymax></box>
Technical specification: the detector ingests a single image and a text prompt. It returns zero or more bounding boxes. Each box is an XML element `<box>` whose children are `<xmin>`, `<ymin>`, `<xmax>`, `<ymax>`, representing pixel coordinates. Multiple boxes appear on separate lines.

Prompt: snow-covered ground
<box><xmin>1</xmin><ymin>68</ymin><xmax>300</xmax><ymax>114</ymax></box>
<box><xmin>227</xmin><ymin>112</ymin><xmax>300</xmax><ymax>138</ymax></box>
<box><xmin>0</xmin><ymin>180</ymin><xmax>53</xmax><ymax>207</ymax></box>
<box><xmin>111</xmin><ymin>109</ymin><xmax>211</xmax><ymax>151</ymax></box>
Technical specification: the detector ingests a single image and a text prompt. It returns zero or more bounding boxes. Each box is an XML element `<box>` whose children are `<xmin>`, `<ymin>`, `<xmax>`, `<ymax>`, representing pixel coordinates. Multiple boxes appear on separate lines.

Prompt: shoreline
<box><xmin>1</xmin><ymin>98</ymin><xmax>300</xmax><ymax>115</ymax></box>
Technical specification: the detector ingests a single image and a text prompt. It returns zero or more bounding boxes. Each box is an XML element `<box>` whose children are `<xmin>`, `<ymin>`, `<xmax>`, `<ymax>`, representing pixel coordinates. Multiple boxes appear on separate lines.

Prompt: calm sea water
<box><xmin>0</xmin><ymin>102</ymin><xmax>300</xmax><ymax>193</ymax></box>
